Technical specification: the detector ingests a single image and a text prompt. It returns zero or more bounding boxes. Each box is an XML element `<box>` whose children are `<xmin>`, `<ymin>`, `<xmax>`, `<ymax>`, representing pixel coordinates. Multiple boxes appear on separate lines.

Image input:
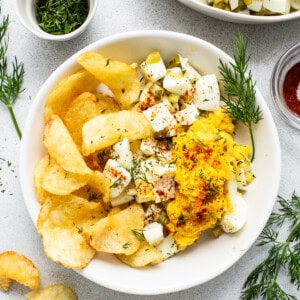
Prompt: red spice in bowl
<box><xmin>271</xmin><ymin>43</ymin><xmax>300</xmax><ymax>129</ymax></box>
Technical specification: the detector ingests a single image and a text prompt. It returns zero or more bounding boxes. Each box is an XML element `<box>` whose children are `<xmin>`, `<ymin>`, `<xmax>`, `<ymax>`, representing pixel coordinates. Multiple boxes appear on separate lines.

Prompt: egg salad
<box><xmin>95</xmin><ymin>51</ymin><xmax>255</xmax><ymax>257</ymax></box>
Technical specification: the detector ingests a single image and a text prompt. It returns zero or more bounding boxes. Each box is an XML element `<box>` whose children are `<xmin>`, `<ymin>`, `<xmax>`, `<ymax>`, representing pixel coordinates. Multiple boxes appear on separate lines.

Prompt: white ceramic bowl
<box><xmin>178</xmin><ymin>0</ymin><xmax>300</xmax><ymax>24</ymax></box>
<box><xmin>14</xmin><ymin>0</ymin><xmax>98</xmax><ymax>41</ymax></box>
<box><xmin>20</xmin><ymin>30</ymin><xmax>281</xmax><ymax>295</ymax></box>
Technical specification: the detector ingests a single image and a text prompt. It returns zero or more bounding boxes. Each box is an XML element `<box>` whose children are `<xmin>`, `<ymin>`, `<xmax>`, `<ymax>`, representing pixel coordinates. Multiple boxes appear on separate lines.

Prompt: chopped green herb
<box><xmin>132</xmin><ymin>229</ymin><xmax>145</xmax><ymax>242</ymax></box>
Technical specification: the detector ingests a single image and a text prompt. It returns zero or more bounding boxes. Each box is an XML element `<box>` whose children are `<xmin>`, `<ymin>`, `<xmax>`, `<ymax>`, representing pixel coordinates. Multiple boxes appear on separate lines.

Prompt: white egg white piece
<box><xmin>143</xmin><ymin>222</ymin><xmax>164</xmax><ymax>246</ymax></box>
<box><xmin>263</xmin><ymin>0</ymin><xmax>291</xmax><ymax>14</ymax></box>
<box><xmin>229</xmin><ymin>0</ymin><xmax>239</xmax><ymax>10</ymax></box>
<box><xmin>110</xmin><ymin>192</ymin><xmax>134</xmax><ymax>207</ymax></box>
<box><xmin>111</xmin><ymin>138</ymin><xmax>133</xmax><ymax>170</ymax></box>
<box><xmin>140</xmin><ymin>52</ymin><xmax>167</xmax><ymax>82</ymax></box>
<box><xmin>175</xmin><ymin>104</ymin><xmax>199</xmax><ymax>126</ymax></box>
<box><xmin>140</xmin><ymin>137</ymin><xmax>172</xmax><ymax>161</ymax></box>
<box><xmin>143</xmin><ymin>103</ymin><xmax>176</xmax><ymax>132</ymax></box>
<box><xmin>247</xmin><ymin>0</ymin><xmax>263</xmax><ymax>11</ymax></box>
<box><xmin>156</xmin><ymin>235</ymin><xmax>179</xmax><ymax>260</ymax></box>
<box><xmin>221</xmin><ymin>181</ymin><xmax>248</xmax><ymax>233</ymax></box>
<box><xmin>103</xmin><ymin>159</ymin><xmax>132</xmax><ymax>198</ymax></box>
<box><xmin>194</xmin><ymin>74</ymin><xmax>220</xmax><ymax>111</ymax></box>
<box><xmin>163</xmin><ymin>67</ymin><xmax>193</xmax><ymax>95</ymax></box>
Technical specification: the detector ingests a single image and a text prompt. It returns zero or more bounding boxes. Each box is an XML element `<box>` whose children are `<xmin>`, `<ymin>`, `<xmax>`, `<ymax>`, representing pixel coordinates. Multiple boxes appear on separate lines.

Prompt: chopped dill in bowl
<box><xmin>36</xmin><ymin>0</ymin><xmax>89</xmax><ymax>35</ymax></box>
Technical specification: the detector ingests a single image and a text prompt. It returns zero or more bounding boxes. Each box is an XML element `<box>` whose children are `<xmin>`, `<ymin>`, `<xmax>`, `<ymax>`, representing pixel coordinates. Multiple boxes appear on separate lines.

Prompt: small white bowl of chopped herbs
<box><xmin>15</xmin><ymin>0</ymin><xmax>98</xmax><ymax>41</ymax></box>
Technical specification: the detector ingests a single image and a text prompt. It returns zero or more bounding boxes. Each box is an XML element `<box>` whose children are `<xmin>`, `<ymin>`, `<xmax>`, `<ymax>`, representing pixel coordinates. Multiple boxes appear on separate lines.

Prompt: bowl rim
<box><xmin>177</xmin><ymin>0</ymin><xmax>300</xmax><ymax>24</ymax></box>
<box><xmin>19</xmin><ymin>30</ymin><xmax>282</xmax><ymax>295</ymax></box>
<box><xmin>14</xmin><ymin>0</ymin><xmax>99</xmax><ymax>41</ymax></box>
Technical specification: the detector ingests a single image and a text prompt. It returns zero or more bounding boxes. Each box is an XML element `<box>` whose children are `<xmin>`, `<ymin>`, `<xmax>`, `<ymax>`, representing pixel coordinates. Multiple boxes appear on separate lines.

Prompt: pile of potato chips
<box><xmin>34</xmin><ymin>52</ymin><xmax>165</xmax><ymax>269</ymax></box>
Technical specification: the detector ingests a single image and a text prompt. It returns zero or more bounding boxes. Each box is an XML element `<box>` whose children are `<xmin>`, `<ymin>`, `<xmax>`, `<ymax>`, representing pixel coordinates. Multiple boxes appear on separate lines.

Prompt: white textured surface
<box><xmin>0</xmin><ymin>1</ymin><xmax>299</xmax><ymax>299</ymax></box>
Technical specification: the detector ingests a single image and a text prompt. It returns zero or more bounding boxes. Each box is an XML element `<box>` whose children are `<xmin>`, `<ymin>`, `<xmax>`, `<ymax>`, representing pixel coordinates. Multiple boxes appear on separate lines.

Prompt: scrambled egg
<box><xmin>166</xmin><ymin>108</ymin><xmax>251</xmax><ymax>250</ymax></box>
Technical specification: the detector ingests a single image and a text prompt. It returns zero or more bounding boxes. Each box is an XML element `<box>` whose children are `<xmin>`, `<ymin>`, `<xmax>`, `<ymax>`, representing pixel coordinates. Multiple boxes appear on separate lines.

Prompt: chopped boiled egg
<box><xmin>163</xmin><ymin>67</ymin><xmax>193</xmax><ymax>95</ymax></box>
<box><xmin>262</xmin><ymin>0</ymin><xmax>291</xmax><ymax>14</ymax></box>
<box><xmin>155</xmin><ymin>235</ymin><xmax>178</xmax><ymax>260</ymax></box>
<box><xmin>178</xmin><ymin>55</ymin><xmax>201</xmax><ymax>82</ymax></box>
<box><xmin>110</xmin><ymin>191</ymin><xmax>134</xmax><ymax>207</ymax></box>
<box><xmin>229</xmin><ymin>0</ymin><xmax>239</xmax><ymax>10</ymax></box>
<box><xmin>194</xmin><ymin>74</ymin><xmax>220</xmax><ymax>111</ymax></box>
<box><xmin>140</xmin><ymin>51</ymin><xmax>167</xmax><ymax>82</ymax></box>
<box><xmin>143</xmin><ymin>222</ymin><xmax>164</xmax><ymax>246</ymax></box>
<box><xmin>111</xmin><ymin>138</ymin><xmax>133</xmax><ymax>170</ymax></box>
<box><xmin>175</xmin><ymin>104</ymin><xmax>199</xmax><ymax>126</ymax></box>
<box><xmin>291</xmin><ymin>0</ymin><xmax>300</xmax><ymax>9</ymax></box>
<box><xmin>143</xmin><ymin>103</ymin><xmax>176</xmax><ymax>132</ymax></box>
<box><xmin>103</xmin><ymin>159</ymin><xmax>132</xmax><ymax>198</ymax></box>
<box><xmin>140</xmin><ymin>137</ymin><xmax>172</xmax><ymax>161</ymax></box>
<box><xmin>220</xmin><ymin>181</ymin><xmax>248</xmax><ymax>233</ymax></box>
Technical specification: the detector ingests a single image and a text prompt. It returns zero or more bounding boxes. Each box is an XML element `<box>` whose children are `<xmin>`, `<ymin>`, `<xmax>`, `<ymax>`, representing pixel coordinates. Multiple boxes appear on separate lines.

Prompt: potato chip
<box><xmin>42</xmin><ymin>159</ymin><xmax>90</xmax><ymax>195</ymax></box>
<box><xmin>33</xmin><ymin>155</ymin><xmax>51</xmax><ymax>204</ymax></box>
<box><xmin>0</xmin><ymin>273</ymin><xmax>11</xmax><ymax>292</ymax></box>
<box><xmin>82</xmin><ymin>110</ymin><xmax>153</xmax><ymax>155</ymax></box>
<box><xmin>0</xmin><ymin>251</ymin><xmax>39</xmax><ymax>291</ymax></box>
<box><xmin>44</xmin><ymin>69</ymin><xmax>100</xmax><ymax>121</ymax></box>
<box><xmin>26</xmin><ymin>284</ymin><xmax>77</xmax><ymax>300</ymax></box>
<box><xmin>84</xmin><ymin>203</ymin><xmax>145</xmax><ymax>255</ymax></box>
<box><xmin>117</xmin><ymin>241</ymin><xmax>163</xmax><ymax>267</ymax></box>
<box><xmin>37</xmin><ymin>195</ymin><xmax>106</xmax><ymax>268</ymax></box>
<box><xmin>77</xmin><ymin>52</ymin><xmax>140</xmax><ymax>109</ymax></box>
<box><xmin>63</xmin><ymin>92</ymin><xmax>120</xmax><ymax>149</ymax></box>
<box><xmin>43</xmin><ymin>115</ymin><xmax>92</xmax><ymax>174</ymax></box>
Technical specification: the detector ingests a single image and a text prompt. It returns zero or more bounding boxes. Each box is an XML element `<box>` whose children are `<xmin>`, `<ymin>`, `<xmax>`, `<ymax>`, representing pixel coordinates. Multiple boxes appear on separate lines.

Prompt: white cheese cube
<box><xmin>143</xmin><ymin>103</ymin><xmax>176</xmax><ymax>132</ymax></box>
<box><xmin>156</xmin><ymin>236</ymin><xmax>178</xmax><ymax>260</ymax></box>
<box><xmin>111</xmin><ymin>138</ymin><xmax>133</xmax><ymax>170</ymax></box>
<box><xmin>143</xmin><ymin>222</ymin><xmax>164</xmax><ymax>246</ymax></box>
<box><xmin>220</xmin><ymin>181</ymin><xmax>248</xmax><ymax>233</ymax></box>
<box><xmin>103</xmin><ymin>159</ymin><xmax>132</xmax><ymax>198</ymax></box>
<box><xmin>194</xmin><ymin>74</ymin><xmax>220</xmax><ymax>111</ymax></box>
<box><xmin>247</xmin><ymin>0</ymin><xmax>263</xmax><ymax>11</ymax></box>
<box><xmin>175</xmin><ymin>104</ymin><xmax>199</xmax><ymax>126</ymax></box>
<box><xmin>163</xmin><ymin>67</ymin><xmax>193</xmax><ymax>95</ymax></box>
<box><xmin>153</xmin><ymin>173</ymin><xmax>175</xmax><ymax>203</ymax></box>
<box><xmin>178</xmin><ymin>55</ymin><xmax>201</xmax><ymax>82</ymax></box>
<box><xmin>263</xmin><ymin>0</ymin><xmax>290</xmax><ymax>14</ymax></box>
<box><xmin>291</xmin><ymin>0</ymin><xmax>300</xmax><ymax>9</ymax></box>
<box><xmin>140</xmin><ymin>51</ymin><xmax>167</xmax><ymax>82</ymax></box>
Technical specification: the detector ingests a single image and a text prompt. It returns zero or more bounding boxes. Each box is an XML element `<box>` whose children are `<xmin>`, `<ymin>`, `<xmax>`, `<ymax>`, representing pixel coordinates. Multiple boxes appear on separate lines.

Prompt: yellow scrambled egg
<box><xmin>166</xmin><ymin>108</ymin><xmax>251</xmax><ymax>249</ymax></box>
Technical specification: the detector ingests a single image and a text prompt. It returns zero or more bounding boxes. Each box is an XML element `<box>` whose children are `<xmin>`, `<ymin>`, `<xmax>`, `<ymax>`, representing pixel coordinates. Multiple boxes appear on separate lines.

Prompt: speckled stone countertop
<box><xmin>1</xmin><ymin>1</ymin><xmax>299</xmax><ymax>299</ymax></box>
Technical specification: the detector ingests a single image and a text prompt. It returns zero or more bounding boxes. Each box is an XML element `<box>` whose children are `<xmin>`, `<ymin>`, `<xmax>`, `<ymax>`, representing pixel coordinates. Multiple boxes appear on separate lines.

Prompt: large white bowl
<box><xmin>20</xmin><ymin>30</ymin><xmax>281</xmax><ymax>295</ymax></box>
<box><xmin>178</xmin><ymin>0</ymin><xmax>300</xmax><ymax>23</ymax></box>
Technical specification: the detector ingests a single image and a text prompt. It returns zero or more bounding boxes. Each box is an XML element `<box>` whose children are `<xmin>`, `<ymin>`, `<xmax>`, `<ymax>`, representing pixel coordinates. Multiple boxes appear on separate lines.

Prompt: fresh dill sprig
<box><xmin>0</xmin><ymin>13</ymin><xmax>25</xmax><ymax>140</ymax></box>
<box><xmin>240</xmin><ymin>192</ymin><xmax>300</xmax><ymax>300</ymax></box>
<box><xmin>219</xmin><ymin>33</ymin><xmax>263</xmax><ymax>162</ymax></box>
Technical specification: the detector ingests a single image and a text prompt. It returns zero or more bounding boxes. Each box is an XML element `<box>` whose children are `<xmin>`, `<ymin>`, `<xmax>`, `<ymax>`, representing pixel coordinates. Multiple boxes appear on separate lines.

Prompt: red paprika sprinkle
<box><xmin>282</xmin><ymin>62</ymin><xmax>300</xmax><ymax>116</ymax></box>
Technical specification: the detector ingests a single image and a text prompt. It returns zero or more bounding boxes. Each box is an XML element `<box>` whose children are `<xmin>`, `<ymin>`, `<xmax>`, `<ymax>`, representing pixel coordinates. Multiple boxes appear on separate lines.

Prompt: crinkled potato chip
<box><xmin>44</xmin><ymin>69</ymin><xmax>100</xmax><ymax>121</ymax></box>
<box><xmin>37</xmin><ymin>195</ymin><xmax>106</xmax><ymax>269</ymax></box>
<box><xmin>0</xmin><ymin>273</ymin><xmax>11</xmax><ymax>292</ymax></box>
<box><xmin>33</xmin><ymin>155</ymin><xmax>51</xmax><ymax>204</ymax></box>
<box><xmin>84</xmin><ymin>203</ymin><xmax>145</xmax><ymax>255</ymax></box>
<box><xmin>77</xmin><ymin>52</ymin><xmax>140</xmax><ymax>109</ymax></box>
<box><xmin>63</xmin><ymin>92</ymin><xmax>120</xmax><ymax>149</ymax></box>
<box><xmin>82</xmin><ymin>110</ymin><xmax>153</xmax><ymax>155</ymax></box>
<box><xmin>42</xmin><ymin>159</ymin><xmax>91</xmax><ymax>195</ymax></box>
<box><xmin>26</xmin><ymin>284</ymin><xmax>77</xmax><ymax>300</ymax></box>
<box><xmin>0</xmin><ymin>251</ymin><xmax>39</xmax><ymax>291</ymax></box>
<box><xmin>117</xmin><ymin>241</ymin><xmax>163</xmax><ymax>268</ymax></box>
<box><xmin>44</xmin><ymin>114</ymin><xmax>92</xmax><ymax>174</ymax></box>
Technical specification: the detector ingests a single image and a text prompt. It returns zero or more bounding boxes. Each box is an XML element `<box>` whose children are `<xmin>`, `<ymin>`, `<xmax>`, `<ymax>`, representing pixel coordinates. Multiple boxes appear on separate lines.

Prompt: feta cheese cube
<box><xmin>194</xmin><ymin>74</ymin><xmax>220</xmax><ymax>111</ymax></box>
<box><xmin>140</xmin><ymin>137</ymin><xmax>172</xmax><ymax>161</ymax></box>
<box><xmin>175</xmin><ymin>104</ymin><xmax>199</xmax><ymax>126</ymax></box>
<box><xmin>143</xmin><ymin>103</ymin><xmax>176</xmax><ymax>132</ymax></box>
<box><xmin>143</xmin><ymin>222</ymin><xmax>164</xmax><ymax>246</ymax></box>
<box><xmin>103</xmin><ymin>159</ymin><xmax>132</xmax><ymax>198</ymax></box>
<box><xmin>110</xmin><ymin>191</ymin><xmax>134</xmax><ymax>207</ymax></box>
<box><xmin>163</xmin><ymin>67</ymin><xmax>193</xmax><ymax>95</ymax></box>
<box><xmin>247</xmin><ymin>0</ymin><xmax>263</xmax><ymax>11</ymax></box>
<box><xmin>156</xmin><ymin>236</ymin><xmax>178</xmax><ymax>260</ymax></box>
<box><xmin>178</xmin><ymin>55</ymin><xmax>201</xmax><ymax>82</ymax></box>
<box><xmin>140</xmin><ymin>51</ymin><xmax>167</xmax><ymax>82</ymax></box>
<box><xmin>229</xmin><ymin>0</ymin><xmax>239</xmax><ymax>10</ymax></box>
